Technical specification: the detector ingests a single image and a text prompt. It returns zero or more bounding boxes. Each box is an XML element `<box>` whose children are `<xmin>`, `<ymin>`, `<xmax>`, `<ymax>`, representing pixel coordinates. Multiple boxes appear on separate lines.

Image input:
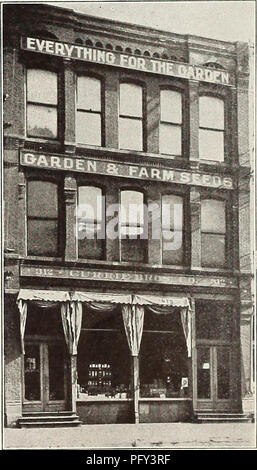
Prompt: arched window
<box><xmin>199</xmin><ymin>96</ymin><xmax>224</xmax><ymax>162</ymax></box>
<box><xmin>26</xmin><ymin>69</ymin><xmax>58</xmax><ymax>139</ymax></box>
<box><xmin>77</xmin><ymin>186</ymin><xmax>105</xmax><ymax>260</ymax></box>
<box><xmin>76</xmin><ymin>76</ymin><xmax>102</xmax><ymax>146</ymax></box>
<box><xmin>160</xmin><ymin>89</ymin><xmax>182</xmax><ymax>156</ymax></box>
<box><xmin>119</xmin><ymin>83</ymin><xmax>143</xmax><ymax>151</ymax></box>
<box><xmin>120</xmin><ymin>190</ymin><xmax>145</xmax><ymax>262</ymax></box>
<box><xmin>201</xmin><ymin>199</ymin><xmax>226</xmax><ymax>267</ymax></box>
<box><xmin>27</xmin><ymin>180</ymin><xmax>59</xmax><ymax>256</ymax></box>
<box><xmin>162</xmin><ymin>194</ymin><xmax>184</xmax><ymax>265</ymax></box>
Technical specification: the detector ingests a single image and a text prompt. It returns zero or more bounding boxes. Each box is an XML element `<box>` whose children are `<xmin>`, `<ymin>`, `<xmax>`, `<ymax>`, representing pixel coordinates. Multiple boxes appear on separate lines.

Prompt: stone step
<box><xmin>18</xmin><ymin>413</ymin><xmax>81</xmax><ymax>427</ymax></box>
<box><xmin>22</xmin><ymin>411</ymin><xmax>76</xmax><ymax>416</ymax></box>
<box><xmin>19</xmin><ymin>420</ymin><xmax>81</xmax><ymax>428</ymax></box>
<box><xmin>195</xmin><ymin>412</ymin><xmax>252</xmax><ymax>423</ymax></box>
<box><xmin>20</xmin><ymin>415</ymin><xmax>80</xmax><ymax>422</ymax></box>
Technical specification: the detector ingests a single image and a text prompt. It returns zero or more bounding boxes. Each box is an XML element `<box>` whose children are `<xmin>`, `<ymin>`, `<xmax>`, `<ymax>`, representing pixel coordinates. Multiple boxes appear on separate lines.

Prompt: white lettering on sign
<box><xmin>20</xmin><ymin>151</ymin><xmax>234</xmax><ymax>189</ymax></box>
<box><xmin>20</xmin><ymin>265</ymin><xmax>237</xmax><ymax>288</ymax></box>
<box><xmin>21</xmin><ymin>36</ymin><xmax>234</xmax><ymax>86</ymax></box>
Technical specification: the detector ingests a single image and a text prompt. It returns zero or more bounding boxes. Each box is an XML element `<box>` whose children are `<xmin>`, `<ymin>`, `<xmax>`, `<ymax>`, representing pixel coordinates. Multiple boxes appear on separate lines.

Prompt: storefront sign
<box><xmin>20</xmin><ymin>265</ymin><xmax>238</xmax><ymax>288</ymax></box>
<box><xmin>21</xmin><ymin>36</ymin><xmax>234</xmax><ymax>86</ymax></box>
<box><xmin>20</xmin><ymin>151</ymin><xmax>234</xmax><ymax>190</ymax></box>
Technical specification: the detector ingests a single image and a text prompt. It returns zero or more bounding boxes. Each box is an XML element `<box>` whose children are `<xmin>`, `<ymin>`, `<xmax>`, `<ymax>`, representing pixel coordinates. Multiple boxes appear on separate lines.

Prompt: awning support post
<box><xmin>70</xmin><ymin>354</ymin><xmax>77</xmax><ymax>414</ymax></box>
<box><xmin>131</xmin><ymin>355</ymin><xmax>140</xmax><ymax>424</ymax></box>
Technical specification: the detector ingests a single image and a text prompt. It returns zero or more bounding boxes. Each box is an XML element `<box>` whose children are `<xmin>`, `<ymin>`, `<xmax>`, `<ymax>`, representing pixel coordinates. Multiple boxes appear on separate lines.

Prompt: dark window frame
<box><xmin>26</xmin><ymin>177</ymin><xmax>63</xmax><ymax>257</ymax></box>
<box><xmin>119</xmin><ymin>187</ymin><xmax>147</xmax><ymax>263</ymax></box>
<box><xmin>75</xmin><ymin>74</ymin><xmax>105</xmax><ymax>147</ymax></box>
<box><xmin>26</xmin><ymin>66</ymin><xmax>61</xmax><ymax>141</ymax></box>
<box><xmin>159</xmin><ymin>86</ymin><xmax>184</xmax><ymax>157</ymax></box>
<box><xmin>118</xmin><ymin>80</ymin><xmax>145</xmax><ymax>152</ymax></box>
<box><xmin>161</xmin><ymin>191</ymin><xmax>186</xmax><ymax>266</ymax></box>
<box><xmin>198</xmin><ymin>92</ymin><xmax>226</xmax><ymax>163</ymax></box>
<box><xmin>77</xmin><ymin>184</ymin><xmax>106</xmax><ymax>260</ymax></box>
<box><xmin>200</xmin><ymin>196</ymin><xmax>227</xmax><ymax>268</ymax></box>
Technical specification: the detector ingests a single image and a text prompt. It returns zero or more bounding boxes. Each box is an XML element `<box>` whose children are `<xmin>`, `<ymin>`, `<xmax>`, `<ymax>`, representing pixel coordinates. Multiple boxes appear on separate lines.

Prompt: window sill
<box><xmin>191</xmin><ymin>267</ymin><xmax>234</xmax><ymax>274</ymax></box>
<box><xmin>23</xmin><ymin>255</ymin><xmax>63</xmax><ymax>262</ymax></box>
<box><xmin>70</xmin><ymin>258</ymin><xmax>189</xmax><ymax>272</ymax></box>
<box><xmin>139</xmin><ymin>397</ymin><xmax>192</xmax><ymax>401</ymax></box>
<box><xmin>77</xmin><ymin>396</ymin><xmax>132</xmax><ymax>402</ymax></box>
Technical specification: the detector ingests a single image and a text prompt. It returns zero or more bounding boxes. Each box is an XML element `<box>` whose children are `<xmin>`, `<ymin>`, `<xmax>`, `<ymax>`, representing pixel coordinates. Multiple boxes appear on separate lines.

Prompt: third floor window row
<box><xmin>26</xmin><ymin>180</ymin><xmax>229</xmax><ymax>269</ymax></box>
<box><xmin>26</xmin><ymin>68</ymin><xmax>226</xmax><ymax>162</ymax></box>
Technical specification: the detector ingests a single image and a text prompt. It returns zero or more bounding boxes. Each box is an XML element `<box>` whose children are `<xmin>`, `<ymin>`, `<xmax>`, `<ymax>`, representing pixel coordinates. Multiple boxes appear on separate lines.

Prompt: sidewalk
<box><xmin>4</xmin><ymin>422</ymin><xmax>256</xmax><ymax>449</ymax></box>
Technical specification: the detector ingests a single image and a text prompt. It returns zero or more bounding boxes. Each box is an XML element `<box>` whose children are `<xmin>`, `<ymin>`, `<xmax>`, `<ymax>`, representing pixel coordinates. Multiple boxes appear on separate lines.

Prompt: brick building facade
<box><xmin>3</xmin><ymin>4</ymin><xmax>254</xmax><ymax>427</ymax></box>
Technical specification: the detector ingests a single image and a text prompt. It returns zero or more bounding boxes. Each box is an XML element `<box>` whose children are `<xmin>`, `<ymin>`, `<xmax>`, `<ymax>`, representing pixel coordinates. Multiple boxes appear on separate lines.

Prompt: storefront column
<box><xmin>147</xmin><ymin>185</ymin><xmax>161</xmax><ymax>264</ymax></box>
<box><xmin>190</xmin><ymin>187</ymin><xmax>201</xmax><ymax>269</ymax></box>
<box><xmin>70</xmin><ymin>355</ymin><xmax>78</xmax><ymax>414</ymax></box>
<box><xmin>64</xmin><ymin>176</ymin><xmax>77</xmax><ymax>261</ymax></box>
<box><xmin>131</xmin><ymin>356</ymin><xmax>140</xmax><ymax>424</ymax></box>
<box><xmin>18</xmin><ymin>169</ymin><xmax>26</xmax><ymax>257</ymax></box>
<box><xmin>105</xmin><ymin>71</ymin><xmax>119</xmax><ymax>149</ymax></box>
<box><xmin>190</xmin><ymin>298</ymin><xmax>197</xmax><ymax>410</ymax></box>
<box><xmin>63</xmin><ymin>58</ymin><xmax>76</xmax><ymax>152</ymax></box>
<box><xmin>106</xmin><ymin>185</ymin><xmax>120</xmax><ymax>261</ymax></box>
<box><xmin>188</xmin><ymin>80</ymin><xmax>199</xmax><ymax>162</ymax></box>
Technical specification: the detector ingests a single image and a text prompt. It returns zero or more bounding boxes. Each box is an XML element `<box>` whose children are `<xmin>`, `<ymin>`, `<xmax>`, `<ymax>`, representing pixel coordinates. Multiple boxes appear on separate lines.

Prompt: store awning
<box><xmin>17</xmin><ymin>289</ymin><xmax>70</xmax><ymax>302</ymax></box>
<box><xmin>71</xmin><ymin>291</ymin><xmax>132</xmax><ymax>304</ymax></box>
<box><xmin>132</xmin><ymin>294</ymin><xmax>190</xmax><ymax>308</ymax></box>
<box><xmin>17</xmin><ymin>290</ymin><xmax>190</xmax><ymax>308</ymax></box>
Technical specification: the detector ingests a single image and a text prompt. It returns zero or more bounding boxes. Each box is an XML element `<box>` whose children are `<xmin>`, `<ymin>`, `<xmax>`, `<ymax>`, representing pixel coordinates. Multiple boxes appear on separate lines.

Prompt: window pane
<box><xmin>199</xmin><ymin>96</ymin><xmax>224</xmax><ymax>130</ymax></box>
<box><xmin>48</xmin><ymin>344</ymin><xmax>65</xmax><ymax>400</ymax></box>
<box><xmin>78</xmin><ymin>235</ymin><xmax>104</xmax><ymax>260</ymax></box>
<box><xmin>24</xmin><ymin>344</ymin><xmax>41</xmax><ymax>401</ymax></box>
<box><xmin>27</xmin><ymin>69</ymin><xmax>57</xmax><ymax>105</ymax></box>
<box><xmin>201</xmin><ymin>233</ymin><xmax>225</xmax><ymax>267</ymax></box>
<box><xmin>76</xmin><ymin>112</ymin><xmax>101</xmax><ymax>146</ymax></box>
<box><xmin>162</xmin><ymin>195</ymin><xmax>183</xmax><ymax>230</ymax></box>
<box><xmin>160</xmin><ymin>90</ymin><xmax>182</xmax><ymax>123</ymax></box>
<box><xmin>77</xmin><ymin>76</ymin><xmax>101</xmax><ymax>111</ymax></box>
<box><xmin>27</xmin><ymin>104</ymin><xmax>57</xmax><ymax>139</ymax></box>
<box><xmin>217</xmin><ymin>348</ymin><xmax>230</xmax><ymax>399</ymax></box>
<box><xmin>77</xmin><ymin>313</ymin><xmax>131</xmax><ymax>402</ymax></box>
<box><xmin>162</xmin><ymin>232</ymin><xmax>183</xmax><ymax>265</ymax></box>
<box><xmin>120</xmin><ymin>191</ymin><xmax>144</xmax><ymax>226</ymax></box>
<box><xmin>160</xmin><ymin>124</ymin><xmax>181</xmax><ymax>156</ymax></box>
<box><xmin>199</xmin><ymin>129</ymin><xmax>224</xmax><ymax>162</ymax></box>
<box><xmin>27</xmin><ymin>219</ymin><xmax>58</xmax><ymax>256</ymax></box>
<box><xmin>197</xmin><ymin>347</ymin><xmax>211</xmax><ymax>399</ymax></box>
<box><xmin>140</xmin><ymin>311</ymin><xmax>188</xmax><ymax>398</ymax></box>
<box><xmin>78</xmin><ymin>186</ymin><xmax>102</xmax><ymax>222</ymax></box>
<box><xmin>195</xmin><ymin>302</ymin><xmax>232</xmax><ymax>340</ymax></box>
<box><xmin>119</xmin><ymin>118</ymin><xmax>142</xmax><ymax>151</ymax></box>
<box><xmin>201</xmin><ymin>199</ymin><xmax>225</xmax><ymax>233</ymax></box>
<box><xmin>120</xmin><ymin>238</ymin><xmax>145</xmax><ymax>263</ymax></box>
<box><xmin>28</xmin><ymin>181</ymin><xmax>58</xmax><ymax>218</ymax></box>
<box><xmin>120</xmin><ymin>83</ymin><xmax>142</xmax><ymax>117</ymax></box>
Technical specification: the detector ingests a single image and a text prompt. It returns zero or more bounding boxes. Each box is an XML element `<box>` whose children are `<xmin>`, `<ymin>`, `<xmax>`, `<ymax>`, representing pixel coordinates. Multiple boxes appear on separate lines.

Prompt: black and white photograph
<box><xmin>1</xmin><ymin>0</ymin><xmax>256</xmax><ymax>452</ymax></box>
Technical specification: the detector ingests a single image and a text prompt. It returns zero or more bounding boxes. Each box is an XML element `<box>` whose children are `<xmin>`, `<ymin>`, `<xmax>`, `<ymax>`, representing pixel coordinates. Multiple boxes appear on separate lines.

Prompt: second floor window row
<box><xmin>27</xmin><ymin>180</ymin><xmax>228</xmax><ymax>269</ymax></box>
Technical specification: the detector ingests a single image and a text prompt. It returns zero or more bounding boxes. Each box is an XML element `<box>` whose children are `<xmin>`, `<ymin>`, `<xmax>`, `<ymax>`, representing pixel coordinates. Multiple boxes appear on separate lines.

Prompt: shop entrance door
<box><xmin>23</xmin><ymin>341</ymin><xmax>66</xmax><ymax>413</ymax></box>
<box><xmin>196</xmin><ymin>345</ymin><xmax>231</xmax><ymax>411</ymax></box>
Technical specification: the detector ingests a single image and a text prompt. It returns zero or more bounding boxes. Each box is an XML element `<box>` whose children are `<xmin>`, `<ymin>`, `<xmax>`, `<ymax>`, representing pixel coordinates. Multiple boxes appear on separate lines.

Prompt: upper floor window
<box><xmin>27</xmin><ymin>180</ymin><xmax>59</xmax><ymax>256</ymax></box>
<box><xmin>76</xmin><ymin>77</ymin><xmax>102</xmax><ymax>146</ymax></box>
<box><xmin>201</xmin><ymin>199</ymin><xmax>226</xmax><ymax>268</ymax></box>
<box><xmin>162</xmin><ymin>194</ymin><xmax>184</xmax><ymax>265</ymax></box>
<box><xmin>160</xmin><ymin>90</ymin><xmax>182</xmax><ymax>156</ymax></box>
<box><xmin>120</xmin><ymin>190</ymin><xmax>145</xmax><ymax>262</ymax></box>
<box><xmin>26</xmin><ymin>69</ymin><xmax>58</xmax><ymax>139</ymax></box>
<box><xmin>199</xmin><ymin>96</ymin><xmax>224</xmax><ymax>162</ymax></box>
<box><xmin>119</xmin><ymin>83</ymin><xmax>143</xmax><ymax>151</ymax></box>
<box><xmin>77</xmin><ymin>186</ymin><xmax>105</xmax><ymax>260</ymax></box>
